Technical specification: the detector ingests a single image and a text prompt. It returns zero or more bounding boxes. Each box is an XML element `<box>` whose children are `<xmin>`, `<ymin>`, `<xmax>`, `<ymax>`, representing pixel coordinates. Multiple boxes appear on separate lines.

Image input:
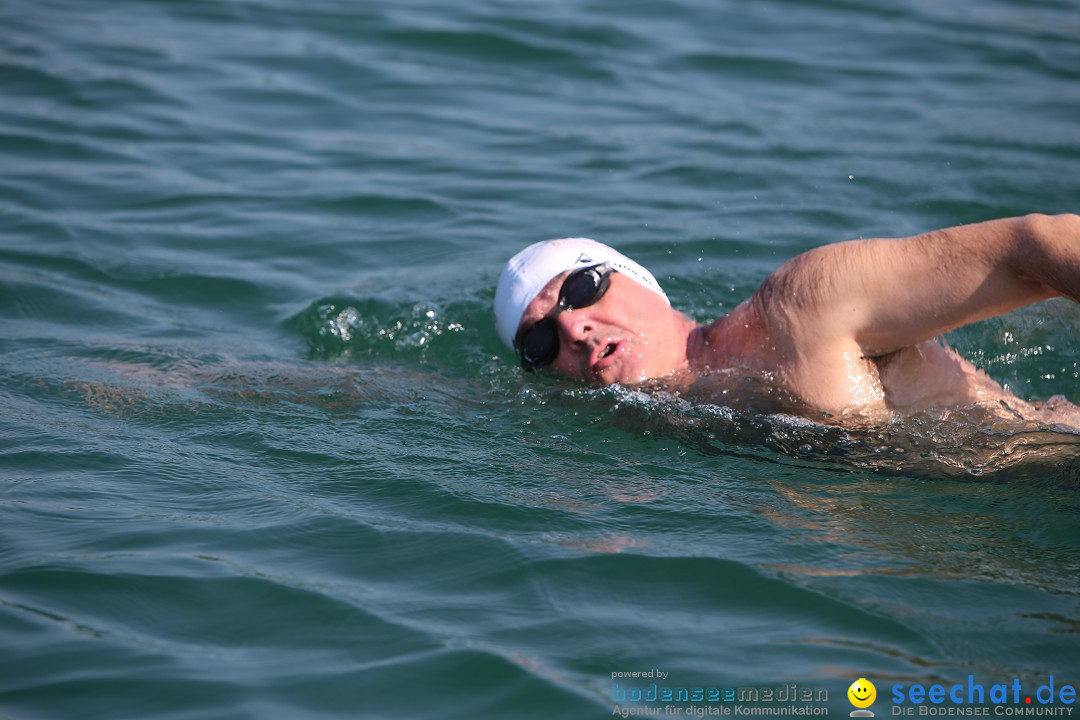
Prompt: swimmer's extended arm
<box><xmin>755</xmin><ymin>213</ymin><xmax>1080</xmax><ymax>357</ymax></box>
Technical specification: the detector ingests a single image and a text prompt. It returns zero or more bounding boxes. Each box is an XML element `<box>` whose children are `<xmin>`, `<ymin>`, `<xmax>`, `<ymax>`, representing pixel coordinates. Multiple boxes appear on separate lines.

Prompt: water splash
<box><xmin>513</xmin><ymin>381</ymin><xmax>1080</xmax><ymax>484</ymax></box>
<box><xmin>290</xmin><ymin>297</ymin><xmax>466</xmax><ymax>360</ymax></box>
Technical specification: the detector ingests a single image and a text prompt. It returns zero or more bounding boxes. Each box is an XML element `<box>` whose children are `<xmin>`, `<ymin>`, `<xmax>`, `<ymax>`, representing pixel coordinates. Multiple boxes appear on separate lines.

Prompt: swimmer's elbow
<box><xmin>1020</xmin><ymin>212</ymin><xmax>1080</xmax><ymax>243</ymax></box>
<box><xmin>1015</xmin><ymin>213</ymin><xmax>1080</xmax><ymax>303</ymax></box>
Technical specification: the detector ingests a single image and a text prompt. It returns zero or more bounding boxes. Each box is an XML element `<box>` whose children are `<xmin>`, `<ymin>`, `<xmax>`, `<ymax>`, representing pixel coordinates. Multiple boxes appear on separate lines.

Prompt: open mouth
<box><xmin>600</xmin><ymin>343</ymin><xmax>617</xmax><ymax>359</ymax></box>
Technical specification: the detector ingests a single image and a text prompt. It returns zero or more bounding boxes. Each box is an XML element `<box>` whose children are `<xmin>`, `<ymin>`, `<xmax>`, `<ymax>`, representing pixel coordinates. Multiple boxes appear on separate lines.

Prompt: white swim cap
<box><xmin>493</xmin><ymin>238</ymin><xmax>668</xmax><ymax>350</ymax></box>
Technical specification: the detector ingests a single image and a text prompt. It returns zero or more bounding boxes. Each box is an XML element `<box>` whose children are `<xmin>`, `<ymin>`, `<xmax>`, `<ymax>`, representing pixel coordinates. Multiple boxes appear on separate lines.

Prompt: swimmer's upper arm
<box><xmin>754</xmin><ymin>214</ymin><xmax>1079</xmax><ymax>358</ymax></box>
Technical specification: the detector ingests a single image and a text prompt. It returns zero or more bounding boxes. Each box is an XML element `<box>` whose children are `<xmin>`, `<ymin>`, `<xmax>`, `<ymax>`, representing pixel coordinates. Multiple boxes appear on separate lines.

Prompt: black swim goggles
<box><xmin>514</xmin><ymin>263</ymin><xmax>614</xmax><ymax>372</ymax></box>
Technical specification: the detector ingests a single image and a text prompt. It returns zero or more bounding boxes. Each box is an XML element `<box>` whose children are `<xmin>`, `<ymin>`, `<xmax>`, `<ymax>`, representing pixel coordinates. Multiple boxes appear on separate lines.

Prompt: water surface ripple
<box><xmin>2</xmin><ymin>0</ymin><xmax>1079</xmax><ymax>717</ymax></box>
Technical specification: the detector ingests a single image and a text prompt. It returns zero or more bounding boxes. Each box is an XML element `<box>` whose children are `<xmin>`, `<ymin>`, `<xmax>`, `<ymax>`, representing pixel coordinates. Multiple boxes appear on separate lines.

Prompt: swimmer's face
<box><xmin>847</xmin><ymin>679</ymin><xmax>876</xmax><ymax>708</ymax></box>
<box><xmin>517</xmin><ymin>270</ymin><xmax>686</xmax><ymax>385</ymax></box>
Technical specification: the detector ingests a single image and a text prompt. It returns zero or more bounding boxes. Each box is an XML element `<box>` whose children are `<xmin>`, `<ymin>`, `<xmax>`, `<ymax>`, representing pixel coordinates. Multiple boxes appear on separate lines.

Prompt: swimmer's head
<box><xmin>493</xmin><ymin>238</ymin><xmax>668</xmax><ymax>351</ymax></box>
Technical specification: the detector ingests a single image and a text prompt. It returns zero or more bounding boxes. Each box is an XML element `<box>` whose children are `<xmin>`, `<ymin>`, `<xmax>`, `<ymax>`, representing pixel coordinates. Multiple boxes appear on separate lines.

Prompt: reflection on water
<box><xmin>757</xmin><ymin>462</ymin><xmax>1080</xmax><ymax>587</ymax></box>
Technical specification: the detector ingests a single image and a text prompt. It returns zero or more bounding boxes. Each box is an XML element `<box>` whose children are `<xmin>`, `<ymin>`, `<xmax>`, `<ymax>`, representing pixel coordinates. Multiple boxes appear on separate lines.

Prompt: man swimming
<box><xmin>494</xmin><ymin>214</ymin><xmax>1080</xmax><ymax>426</ymax></box>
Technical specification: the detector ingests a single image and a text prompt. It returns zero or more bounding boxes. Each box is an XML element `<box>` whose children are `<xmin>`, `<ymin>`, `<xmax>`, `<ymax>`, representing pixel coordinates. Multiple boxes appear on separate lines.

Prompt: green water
<box><xmin>2</xmin><ymin>0</ymin><xmax>1079</xmax><ymax>717</ymax></box>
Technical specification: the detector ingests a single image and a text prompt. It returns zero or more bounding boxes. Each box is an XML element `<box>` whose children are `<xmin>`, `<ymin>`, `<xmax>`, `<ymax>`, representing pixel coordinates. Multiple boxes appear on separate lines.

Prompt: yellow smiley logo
<box><xmin>847</xmin><ymin>678</ymin><xmax>877</xmax><ymax>709</ymax></box>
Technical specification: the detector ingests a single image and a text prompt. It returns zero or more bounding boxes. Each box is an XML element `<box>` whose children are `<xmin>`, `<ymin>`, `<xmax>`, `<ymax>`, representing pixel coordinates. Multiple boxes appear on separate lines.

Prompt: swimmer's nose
<box><xmin>555</xmin><ymin>309</ymin><xmax>593</xmax><ymax>349</ymax></box>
